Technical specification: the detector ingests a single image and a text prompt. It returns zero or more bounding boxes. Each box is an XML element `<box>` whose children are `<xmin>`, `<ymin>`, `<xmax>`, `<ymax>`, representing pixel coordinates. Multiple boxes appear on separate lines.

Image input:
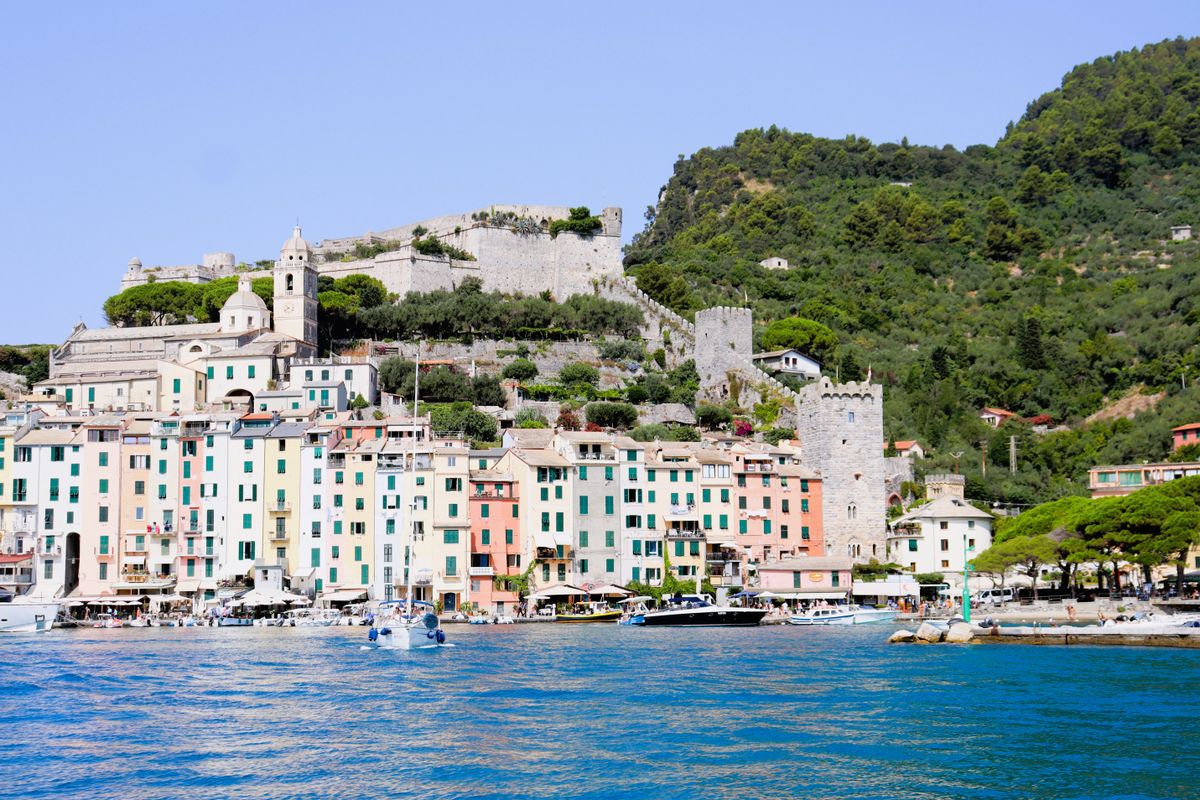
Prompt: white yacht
<box><xmin>0</xmin><ymin>596</ymin><xmax>60</xmax><ymax>632</ymax></box>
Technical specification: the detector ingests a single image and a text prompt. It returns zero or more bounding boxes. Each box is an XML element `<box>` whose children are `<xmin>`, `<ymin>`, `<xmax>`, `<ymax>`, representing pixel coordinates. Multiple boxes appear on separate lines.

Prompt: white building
<box><xmin>752</xmin><ymin>349</ymin><xmax>822</xmax><ymax>381</ymax></box>
<box><xmin>292</xmin><ymin>358</ymin><xmax>378</xmax><ymax>407</ymax></box>
<box><xmin>886</xmin><ymin>496</ymin><xmax>993</xmax><ymax>584</ymax></box>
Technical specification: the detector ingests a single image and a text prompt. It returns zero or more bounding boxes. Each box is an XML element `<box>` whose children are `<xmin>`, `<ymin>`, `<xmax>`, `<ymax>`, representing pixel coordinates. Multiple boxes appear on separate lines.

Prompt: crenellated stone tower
<box><xmin>274</xmin><ymin>226</ymin><xmax>318</xmax><ymax>348</ymax></box>
<box><xmin>794</xmin><ymin>376</ymin><xmax>885</xmax><ymax>563</ymax></box>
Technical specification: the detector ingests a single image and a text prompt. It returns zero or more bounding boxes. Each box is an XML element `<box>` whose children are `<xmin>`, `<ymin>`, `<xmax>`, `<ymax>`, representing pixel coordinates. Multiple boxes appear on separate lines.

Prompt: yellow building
<box><xmin>264</xmin><ymin>422</ymin><xmax>307</xmax><ymax>575</ymax></box>
<box><xmin>499</xmin><ymin>448</ymin><xmax>573</xmax><ymax>592</ymax></box>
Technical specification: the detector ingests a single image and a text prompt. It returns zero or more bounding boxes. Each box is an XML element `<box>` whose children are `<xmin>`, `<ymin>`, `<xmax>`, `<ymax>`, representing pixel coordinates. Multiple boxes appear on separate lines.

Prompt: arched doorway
<box><xmin>225</xmin><ymin>388</ymin><xmax>254</xmax><ymax>410</ymax></box>
<box><xmin>64</xmin><ymin>532</ymin><xmax>80</xmax><ymax>595</ymax></box>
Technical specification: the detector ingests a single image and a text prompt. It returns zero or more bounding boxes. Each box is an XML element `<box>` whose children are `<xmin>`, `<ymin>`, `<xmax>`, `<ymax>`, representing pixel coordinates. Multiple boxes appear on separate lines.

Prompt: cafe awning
<box><xmin>530</xmin><ymin>584</ymin><xmax>587</xmax><ymax>600</ymax></box>
<box><xmin>774</xmin><ymin>591</ymin><xmax>848</xmax><ymax>600</ymax></box>
<box><xmin>176</xmin><ymin>579</ymin><xmax>201</xmax><ymax>593</ymax></box>
<box><xmin>321</xmin><ymin>589</ymin><xmax>367</xmax><ymax>603</ymax></box>
<box><xmin>588</xmin><ymin>584</ymin><xmax>633</xmax><ymax>597</ymax></box>
<box><xmin>852</xmin><ymin>581</ymin><xmax>919</xmax><ymax>597</ymax></box>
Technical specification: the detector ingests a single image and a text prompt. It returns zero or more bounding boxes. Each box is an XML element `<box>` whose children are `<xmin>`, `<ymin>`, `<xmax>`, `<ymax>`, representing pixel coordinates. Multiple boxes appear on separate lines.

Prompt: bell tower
<box><xmin>274</xmin><ymin>226</ymin><xmax>318</xmax><ymax>347</ymax></box>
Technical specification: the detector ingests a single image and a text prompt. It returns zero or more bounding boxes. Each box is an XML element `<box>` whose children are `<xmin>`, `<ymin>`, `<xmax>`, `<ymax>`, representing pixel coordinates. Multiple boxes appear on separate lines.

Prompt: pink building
<box><xmin>1172</xmin><ymin>422</ymin><xmax>1200</xmax><ymax>452</ymax></box>
<box><xmin>468</xmin><ymin>470</ymin><xmax>521</xmax><ymax>615</ymax></box>
<box><xmin>730</xmin><ymin>447</ymin><xmax>824</xmax><ymax>575</ymax></box>
<box><xmin>756</xmin><ymin>556</ymin><xmax>853</xmax><ymax>601</ymax></box>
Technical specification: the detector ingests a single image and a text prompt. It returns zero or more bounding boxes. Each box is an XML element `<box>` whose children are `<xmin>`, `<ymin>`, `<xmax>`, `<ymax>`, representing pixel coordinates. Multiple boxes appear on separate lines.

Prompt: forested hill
<box><xmin>623</xmin><ymin>36</ymin><xmax>1200</xmax><ymax>505</ymax></box>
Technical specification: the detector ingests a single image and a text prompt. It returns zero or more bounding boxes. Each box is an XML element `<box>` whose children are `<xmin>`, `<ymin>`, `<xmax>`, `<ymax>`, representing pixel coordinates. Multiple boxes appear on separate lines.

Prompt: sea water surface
<box><xmin>2</xmin><ymin>624</ymin><xmax>1198</xmax><ymax>800</ymax></box>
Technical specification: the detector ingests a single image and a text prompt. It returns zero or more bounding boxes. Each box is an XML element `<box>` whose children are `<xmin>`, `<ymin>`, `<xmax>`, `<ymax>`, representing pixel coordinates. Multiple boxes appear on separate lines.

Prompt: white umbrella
<box><xmin>536</xmin><ymin>585</ymin><xmax>588</xmax><ymax>598</ymax></box>
<box><xmin>756</xmin><ymin>591</ymin><xmax>780</xmax><ymax>600</ymax></box>
<box><xmin>619</xmin><ymin>595</ymin><xmax>653</xmax><ymax>604</ymax></box>
<box><xmin>589</xmin><ymin>584</ymin><xmax>634</xmax><ymax>597</ymax></box>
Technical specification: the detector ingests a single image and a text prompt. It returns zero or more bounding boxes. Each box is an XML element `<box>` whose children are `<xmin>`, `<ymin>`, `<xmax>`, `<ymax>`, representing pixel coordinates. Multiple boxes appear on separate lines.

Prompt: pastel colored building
<box><xmin>756</xmin><ymin>556</ymin><xmax>853</xmax><ymax>601</ymax></box>
<box><xmin>1172</xmin><ymin>422</ymin><xmax>1200</xmax><ymax>452</ymax></box>
<box><xmin>887</xmin><ymin>496</ymin><xmax>993</xmax><ymax>579</ymax></box>
<box><xmin>468</xmin><ymin>469</ymin><xmax>521</xmax><ymax>615</ymax></box>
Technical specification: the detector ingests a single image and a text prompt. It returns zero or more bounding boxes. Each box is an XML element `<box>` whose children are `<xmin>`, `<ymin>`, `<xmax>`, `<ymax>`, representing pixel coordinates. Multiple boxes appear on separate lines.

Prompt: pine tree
<box><xmin>1017</xmin><ymin>317</ymin><xmax>1046</xmax><ymax>370</ymax></box>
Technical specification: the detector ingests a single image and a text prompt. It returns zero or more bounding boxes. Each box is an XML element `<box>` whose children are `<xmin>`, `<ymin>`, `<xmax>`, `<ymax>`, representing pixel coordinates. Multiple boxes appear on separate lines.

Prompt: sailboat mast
<box><xmin>404</xmin><ymin>342</ymin><xmax>421</xmax><ymax>612</ymax></box>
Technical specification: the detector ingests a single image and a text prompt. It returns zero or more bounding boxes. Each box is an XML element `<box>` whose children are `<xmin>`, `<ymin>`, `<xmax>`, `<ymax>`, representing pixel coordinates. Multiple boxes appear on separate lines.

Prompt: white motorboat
<box><xmin>370</xmin><ymin>605</ymin><xmax>446</xmax><ymax>649</ymax></box>
<box><xmin>0</xmin><ymin>598</ymin><xmax>61</xmax><ymax>632</ymax></box>
<box><xmin>850</xmin><ymin>605</ymin><xmax>900</xmax><ymax>624</ymax></box>
<box><xmin>790</xmin><ymin>606</ymin><xmax>856</xmax><ymax>626</ymax></box>
<box><xmin>92</xmin><ymin>613</ymin><xmax>125</xmax><ymax>629</ymax></box>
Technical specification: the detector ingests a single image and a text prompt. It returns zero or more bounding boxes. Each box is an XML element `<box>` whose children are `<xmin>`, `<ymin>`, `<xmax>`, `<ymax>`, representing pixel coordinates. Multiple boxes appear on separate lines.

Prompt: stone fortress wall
<box><xmin>120</xmin><ymin>205</ymin><xmax>625</xmax><ymax>304</ymax></box>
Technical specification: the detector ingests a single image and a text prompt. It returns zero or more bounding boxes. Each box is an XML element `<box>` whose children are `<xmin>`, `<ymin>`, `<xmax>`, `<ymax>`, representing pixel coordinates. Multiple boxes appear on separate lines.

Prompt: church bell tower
<box><xmin>274</xmin><ymin>226</ymin><xmax>318</xmax><ymax>347</ymax></box>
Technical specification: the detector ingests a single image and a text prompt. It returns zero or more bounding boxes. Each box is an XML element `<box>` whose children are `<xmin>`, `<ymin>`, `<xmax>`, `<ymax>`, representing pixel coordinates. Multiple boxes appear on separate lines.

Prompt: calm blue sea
<box><xmin>1</xmin><ymin>624</ymin><xmax>1197</xmax><ymax>800</ymax></box>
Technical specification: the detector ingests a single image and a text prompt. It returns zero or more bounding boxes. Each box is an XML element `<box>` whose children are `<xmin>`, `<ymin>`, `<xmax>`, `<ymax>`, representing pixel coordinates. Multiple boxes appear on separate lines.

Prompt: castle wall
<box><xmin>794</xmin><ymin>377</ymin><xmax>885</xmax><ymax>563</ymax></box>
<box><xmin>314</xmin><ymin>225</ymin><xmax>623</xmax><ymax>301</ymax></box>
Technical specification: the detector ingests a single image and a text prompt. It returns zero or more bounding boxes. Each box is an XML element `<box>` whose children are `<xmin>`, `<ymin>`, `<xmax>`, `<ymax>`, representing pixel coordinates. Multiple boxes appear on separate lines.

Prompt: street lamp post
<box><xmin>962</xmin><ymin>532</ymin><xmax>972</xmax><ymax>623</ymax></box>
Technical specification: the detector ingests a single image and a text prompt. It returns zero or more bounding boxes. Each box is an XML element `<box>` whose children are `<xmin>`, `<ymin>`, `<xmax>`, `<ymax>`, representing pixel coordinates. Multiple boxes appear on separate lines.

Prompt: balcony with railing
<box><xmin>412</xmin><ymin>568</ymin><xmax>434</xmax><ymax>585</ymax></box>
<box><xmin>468</xmin><ymin>565</ymin><xmax>494</xmax><ymax>577</ymax></box>
<box><xmin>271</xmin><ymin>529</ymin><xmax>289</xmax><ymax>541</ymax></box>
<box><xmin>269</xmin><ymin>500</ymin><xmax>292</xmax><ymax>513</ymax></box>
<box><xmin>471</xmin><ymin>490</ymin><xmax>516</xmax><ymax>500</ymax></box>
<box><xmin>742</xmin><ymin>462</ymin><xmax>774</xmax><ymax>473</ymax></box>
<box><xmin>665</xmin><ymin>522</ymin><xmax>703</xmax><ymax>539</ymax></box>
<box><xmin>574</xmin><ymin>450</ymin><xmax>616</xmax><ymax>462</ymax></box>
<box><xmin>151</xmin><ymin>422</ymin><xmax>181</xmax><ymax>438</ymax></box>
<box><xmin>667</xmin><ymin>504</ymin><xmax>698</xmax><ymax>519</ymax></box>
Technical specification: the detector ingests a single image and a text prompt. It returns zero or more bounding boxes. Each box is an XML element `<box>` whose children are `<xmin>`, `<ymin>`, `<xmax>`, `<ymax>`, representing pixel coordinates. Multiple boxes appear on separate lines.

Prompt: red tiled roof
<box><xmin>0</xmin><ymin>553</ymin><xmax>33</xmax><ymax>564</ymax></box>
<box><xmin>1172</xmin><ymin>422</ymin><xmax>1200</xmax><ymax>432</ymax></box>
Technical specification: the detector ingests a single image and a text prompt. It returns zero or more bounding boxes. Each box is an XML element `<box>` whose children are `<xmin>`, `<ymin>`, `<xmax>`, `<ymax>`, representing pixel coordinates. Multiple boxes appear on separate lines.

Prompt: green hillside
<box><xmin>624</xmin><ymin>37</ymin><xmax>1200</xmax><ymax>505</ymax></box>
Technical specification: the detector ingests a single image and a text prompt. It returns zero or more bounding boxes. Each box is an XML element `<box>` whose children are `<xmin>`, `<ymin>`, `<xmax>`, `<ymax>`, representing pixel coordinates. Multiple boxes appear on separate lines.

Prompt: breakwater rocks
<box><xmin>889</xmin><ymin>621</ymin><xmax>1200</xmax><ymax>647</ymax></box>
<box><xmin>889</xmin><ymin>621</ymin><xmax>975</xmax><ymax>644</ymax></box>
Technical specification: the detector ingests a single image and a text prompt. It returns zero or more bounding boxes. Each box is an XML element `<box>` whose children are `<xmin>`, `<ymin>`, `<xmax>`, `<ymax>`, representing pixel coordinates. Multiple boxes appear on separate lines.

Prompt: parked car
<box><xmin>973</xmin><ymin>588</ymin><xmax>1018</xmax><ymax>605</ymax></box>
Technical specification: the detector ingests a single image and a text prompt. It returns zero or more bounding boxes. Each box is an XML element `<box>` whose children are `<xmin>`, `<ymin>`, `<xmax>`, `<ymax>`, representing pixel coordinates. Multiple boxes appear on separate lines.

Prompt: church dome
<box><xmin>280</xmin><ymin>225</ymin><xmax>311</xmax><ymax>258</ymax></box>
<box><xmin>219</xmin><ymin>276</ymin><xmax>271</xmax><ymax>333</ymax></box>
<box><xmin>222</xmin><ymin>277</ymin><xmax>268</xmax><ymax>313</ymax></box>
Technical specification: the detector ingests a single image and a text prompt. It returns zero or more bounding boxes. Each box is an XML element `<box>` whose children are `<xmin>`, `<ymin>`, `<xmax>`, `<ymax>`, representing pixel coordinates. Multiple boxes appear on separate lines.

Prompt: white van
<box><xmin>973</xmin><ymin>588</ymin><xmax>1017</xmax><ymax>605</ymax></box>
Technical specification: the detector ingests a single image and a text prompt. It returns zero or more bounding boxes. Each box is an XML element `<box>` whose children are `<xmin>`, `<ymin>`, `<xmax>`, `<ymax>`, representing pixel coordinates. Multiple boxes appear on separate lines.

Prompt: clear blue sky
<box><xmin>2</xmin><ymin>2</ymin><xmax>1198</xmax><ymax>343</ymax></box>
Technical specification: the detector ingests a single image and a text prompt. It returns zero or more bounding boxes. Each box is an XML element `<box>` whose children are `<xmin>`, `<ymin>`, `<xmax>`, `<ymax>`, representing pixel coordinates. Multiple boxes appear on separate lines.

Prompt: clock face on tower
<box><xmin>280</xmin><ymin>301</ymin><xmax>295</xmax><ymax>315</ymax></box>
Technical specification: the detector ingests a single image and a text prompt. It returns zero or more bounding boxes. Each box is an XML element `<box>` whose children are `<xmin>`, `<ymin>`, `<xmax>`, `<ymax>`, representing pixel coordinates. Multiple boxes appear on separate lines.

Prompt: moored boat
<box><xmin>850</xmin><ymin>605</ymin><xmax>899</xmax><ymax>624</ymax></box>
<box><xmin>556</xmin><ymin>601</ymin><xmax>622</xmax><ymax>623</ymax></box>
<box><xmin>630</xmin><ymin>594</ymin><xmax>767</xmax><ymax>627</ymax></box>
<box><xmin>0</xmin><ymin>597</ymin><xmax>61</xmax><ymax>632</ymax></box>
<box><xmin>790</xmin><ymin>607</ymin><xmax>856</xmax><ymax>626</ymax></box>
